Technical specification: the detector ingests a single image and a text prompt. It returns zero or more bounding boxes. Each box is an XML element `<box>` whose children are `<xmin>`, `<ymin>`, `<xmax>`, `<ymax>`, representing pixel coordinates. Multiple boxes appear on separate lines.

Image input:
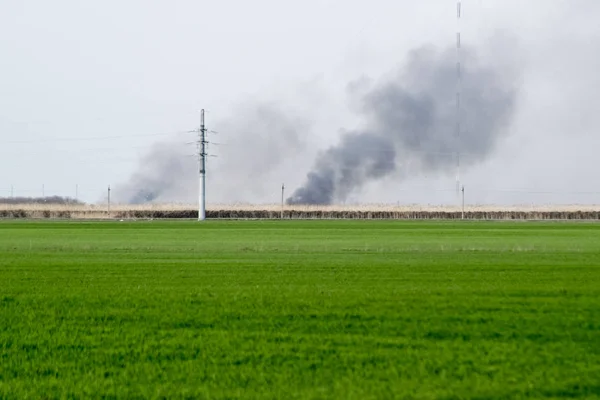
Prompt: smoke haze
<box><xmin>113</xmin><ymin>102</ymin><xmax>309</xmax><ymax>204</ymax></box>
<box><xmin>112</xmin><ymin>141</ymin><xmax>192</xmax><ymax>204</ymax></box>
<box><xmin>116</xmin><ymin>45</ymin><xmax>517</xmax><ymax>206</ymax></box>
<box><xmin>288</xmin><ymin>46</ymin><xmax>517</xmax><ymax>205</ymax></box>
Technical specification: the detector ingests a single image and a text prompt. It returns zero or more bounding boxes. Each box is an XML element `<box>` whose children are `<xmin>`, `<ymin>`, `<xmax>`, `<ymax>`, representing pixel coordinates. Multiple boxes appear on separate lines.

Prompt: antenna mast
<box><xmin>198</xmin><ymin>109</ymin><xmax>207</xmax><ymax>221</ymax></box>
<box><xmin>456</xmin><ymin>0</ymin><xmax>462</xmax><ymax>201</ymax></box>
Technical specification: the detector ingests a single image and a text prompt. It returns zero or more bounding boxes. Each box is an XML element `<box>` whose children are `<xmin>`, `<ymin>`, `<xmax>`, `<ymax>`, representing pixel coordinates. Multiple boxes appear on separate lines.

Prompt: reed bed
<box><xmin>2</xmin><ymin>203</ymin><xmax>600</xmax><ymax>220</ymax></box>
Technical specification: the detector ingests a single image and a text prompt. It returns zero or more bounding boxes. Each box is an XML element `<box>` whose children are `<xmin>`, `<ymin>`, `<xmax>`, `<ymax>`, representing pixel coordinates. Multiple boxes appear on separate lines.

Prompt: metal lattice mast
<box><xmin>456</xmin><ymin>0</ymin><xmax>462</xmax><ymax>201</ymax></box>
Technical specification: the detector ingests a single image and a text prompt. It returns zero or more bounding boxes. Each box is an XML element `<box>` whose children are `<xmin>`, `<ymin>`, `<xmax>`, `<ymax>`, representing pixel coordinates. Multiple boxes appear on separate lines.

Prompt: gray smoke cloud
<box><xmin>114</xmin><ymin>102</ymin><xmax>308</xmax><ymax>204</ymax></box>
<box><xmin>113</xmin><ymin>141</ymin><xmax>194</xmax><ymax>204</ymax></box>
<box><xmin>287</xmin><ymin>45</ymin><xmax>517</xmax><ymax>205</ymax></box>
<box><xmin>115</xmin><ymin>45</ymin><xmax>516</xmax><ymax>205</ymax></box>
<box><xmin>288</xmin><ymin>132</ymin><xmax>396</xmax><ymax>205</ymax></box>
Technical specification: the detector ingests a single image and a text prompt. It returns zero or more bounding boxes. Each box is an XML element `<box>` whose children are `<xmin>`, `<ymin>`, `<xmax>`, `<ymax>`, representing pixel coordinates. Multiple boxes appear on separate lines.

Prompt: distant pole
<box><xmin>461</xmin><ymin>185</ymin><xmax>465</xmax><ymax>220</ymax></box>
<box><xmin>42</xmin><ymin>184</ymin><xmax>45</xmax><ymax>198</ymax></box>
<box><xmin>281</xmin><ymin>183</ymin><xmax>285</xmax><ymax>219</ymax></box>
<box><xmin>108</xmin><ymin>185</ymin><xmax>111</xmax><ymax>218</ymax></box>
<box><xmin>10</xmin><ymin>185</ymin><xmax>14</xmax><ymax>198</ymax></box>
<box><xmin>75</xmin><ymin>184</ymin><xmax>79</xmax><ymax>201</ymax></box>
<box><xmin>198</xmin><ymin>109</ymin><xmax>207</xmax><ymax>221</ymax></box>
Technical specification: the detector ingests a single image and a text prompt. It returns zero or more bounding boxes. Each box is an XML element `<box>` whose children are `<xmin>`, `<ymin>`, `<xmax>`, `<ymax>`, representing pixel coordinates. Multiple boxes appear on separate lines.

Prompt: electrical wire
<box><xmin>0</xmin><ymin>130</ymin><xmax>195</xmax><ymax>144</ymax></box>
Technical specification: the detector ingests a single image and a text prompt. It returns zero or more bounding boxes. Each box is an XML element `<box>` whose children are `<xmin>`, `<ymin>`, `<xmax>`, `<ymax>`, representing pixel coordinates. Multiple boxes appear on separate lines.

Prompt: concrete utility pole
<box><xmin>108</xmin><ymin>185</ymin><xmax>111</xmax><ymax>218</ymax></box>
<box><xmin>198</xmin><ymin>109</ymin><xmax>208</xmax><ymax>221</ymax></box>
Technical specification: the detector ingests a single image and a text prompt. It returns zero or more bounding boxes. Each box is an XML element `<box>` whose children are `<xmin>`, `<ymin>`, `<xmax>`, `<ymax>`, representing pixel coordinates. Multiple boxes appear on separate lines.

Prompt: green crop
<box><xmin>1</xmin><ymin>220</ymin><xmax>599</xmax><ymax>399</ymax></box>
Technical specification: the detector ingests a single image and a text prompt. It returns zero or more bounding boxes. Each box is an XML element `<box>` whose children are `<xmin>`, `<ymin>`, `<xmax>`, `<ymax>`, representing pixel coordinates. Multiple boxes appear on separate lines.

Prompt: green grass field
<box><xmin>1</xmin><ymin>220</ymin><xmax>599</xmax><ymax>399</ymax></box>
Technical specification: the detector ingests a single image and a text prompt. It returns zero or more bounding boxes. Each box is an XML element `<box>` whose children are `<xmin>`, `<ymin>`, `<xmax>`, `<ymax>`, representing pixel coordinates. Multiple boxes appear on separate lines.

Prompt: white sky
<box><xmin>1</xmin><ymin>0</ymin><xmax>599</xmax><ymax>205</ymax></box>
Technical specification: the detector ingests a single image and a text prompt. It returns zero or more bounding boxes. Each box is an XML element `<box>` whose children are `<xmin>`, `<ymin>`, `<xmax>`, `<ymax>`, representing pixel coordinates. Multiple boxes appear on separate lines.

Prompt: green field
<box><xmin>1</xmin><ymin>220</ymin><xmax>599</xmax><ymax>399</ymax></box>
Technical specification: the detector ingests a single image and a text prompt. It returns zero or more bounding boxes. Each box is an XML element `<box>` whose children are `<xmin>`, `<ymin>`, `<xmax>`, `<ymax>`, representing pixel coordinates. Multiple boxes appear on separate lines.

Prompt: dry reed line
<box><xmin>3</xmin><ymin>203</ymin><xmax>600</xmax><ymax>213</ymax></box>
<box><xmin>2</xmin><ymin>203</ymin><xmax>600</xmax><ymax>220</ymax></box>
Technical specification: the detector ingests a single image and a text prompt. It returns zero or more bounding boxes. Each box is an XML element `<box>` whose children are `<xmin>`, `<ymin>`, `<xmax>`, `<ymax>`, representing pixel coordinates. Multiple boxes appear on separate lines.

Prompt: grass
<box><xmin>0</xmin><ymin>220</ymin><xmax>599</xmax><ymax>399</ymax></box>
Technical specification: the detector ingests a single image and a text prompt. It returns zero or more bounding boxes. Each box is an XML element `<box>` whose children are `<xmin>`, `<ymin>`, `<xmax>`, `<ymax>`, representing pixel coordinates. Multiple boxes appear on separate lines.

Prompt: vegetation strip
<box><xmin>2</xmin><ymin>208</ymin><xmax>600</xmax><ymax>220</ymax></box>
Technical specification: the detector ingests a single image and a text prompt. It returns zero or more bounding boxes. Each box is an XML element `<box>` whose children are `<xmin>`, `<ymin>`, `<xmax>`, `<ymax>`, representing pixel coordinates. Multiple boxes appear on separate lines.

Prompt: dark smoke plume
<box><xmin>288</xmin><ymin>132</ymin><xmax>396</xmax><ymax>205</ymax></box>
<box><xmin>287</xmin><ymin>46</ymin><xmax>517</xmax><ymax>205</ymax></box>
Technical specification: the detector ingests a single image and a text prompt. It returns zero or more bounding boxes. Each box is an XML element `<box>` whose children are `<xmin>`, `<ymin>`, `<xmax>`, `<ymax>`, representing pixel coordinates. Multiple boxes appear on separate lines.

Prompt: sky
<box><xmin>1</xmin><ymin>0</ymin><xmax>599</xmax><ymax>205</ymax></box>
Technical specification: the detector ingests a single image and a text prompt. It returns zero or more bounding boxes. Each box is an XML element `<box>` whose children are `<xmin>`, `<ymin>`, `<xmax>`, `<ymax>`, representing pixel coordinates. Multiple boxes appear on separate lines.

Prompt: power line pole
<box><xmin>198</xmin><ymin>109</ymin><xmax>207</xmax><ymax>221</ymax></box>
<box><xmin>108</xmin><ymin>185</ymin><xmax>111</xmax><ymax>218</ymax></box>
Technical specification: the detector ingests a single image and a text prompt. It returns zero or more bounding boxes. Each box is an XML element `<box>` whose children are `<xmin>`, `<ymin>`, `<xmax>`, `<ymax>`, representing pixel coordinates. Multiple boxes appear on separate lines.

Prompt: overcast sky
<box><xmin>1</xmin><ymin>0</ymin><xmax>599</xmax><ymax>205</ymax></box>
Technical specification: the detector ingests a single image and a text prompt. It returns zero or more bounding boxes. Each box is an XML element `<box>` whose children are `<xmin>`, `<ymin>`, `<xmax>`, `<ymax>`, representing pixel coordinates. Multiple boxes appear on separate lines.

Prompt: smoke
<box><xmin>211</xmin><ymin>101</ymin><xmax>309</xmax><ymax>202</ymax></box>
<box><xmin>288</xmin><ymin>132</ymin><xmax>396</xmax><ymax>205</ymax></box>
<box><xmin>114</xmin><ymin>102</ymin><xmax>309</xmax><ymax>204</ymax></box>
<box><xmin>287</xmin><ymin>45</ymin><xmax>517</xmax><ymax>205</ymax></box>
<box><xmin>113</xmin><ymin>141</ymin><xmax>195</xmax><ymax>204</ymax></box>
<box><xmin>115</xmin><ymin>45</ymin><xmax>516</xmax><ymax>205</ymax></box>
